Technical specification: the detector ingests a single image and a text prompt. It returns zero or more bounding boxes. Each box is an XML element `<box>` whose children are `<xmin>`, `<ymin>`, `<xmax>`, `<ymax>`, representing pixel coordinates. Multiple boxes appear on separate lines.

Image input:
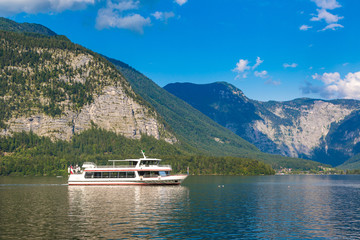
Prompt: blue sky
<box><xmin>1</xmin><ymin>0</ymin><xmax>360</xmax><ymax>101</ymax></box>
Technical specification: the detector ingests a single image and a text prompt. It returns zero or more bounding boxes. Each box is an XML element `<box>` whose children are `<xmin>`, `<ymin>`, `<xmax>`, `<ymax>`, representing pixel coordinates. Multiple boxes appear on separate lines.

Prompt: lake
<box><xmin>1</xmin><ymin>175</ymin><xmax>360</xmax><ymax>239</ymax></box>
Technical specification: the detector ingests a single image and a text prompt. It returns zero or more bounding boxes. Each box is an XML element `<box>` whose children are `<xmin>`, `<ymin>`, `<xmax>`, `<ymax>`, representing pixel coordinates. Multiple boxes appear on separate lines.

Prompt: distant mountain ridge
<box><xmin>0</xmin><ymin>17</ymin><xmax>57</xmax><ymax>36</ymax></box>
<box><xmin>164</xmin><ymin>82</ymin><xmax>360</xmax><ymax>167</ymax></box>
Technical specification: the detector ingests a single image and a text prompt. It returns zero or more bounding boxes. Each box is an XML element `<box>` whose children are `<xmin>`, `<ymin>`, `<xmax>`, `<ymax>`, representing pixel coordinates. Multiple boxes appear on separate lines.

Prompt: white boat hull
<box><xmin>68</xmin><ymin>175</ymin><xmax>188</xmax><ymax>186</ymax></box>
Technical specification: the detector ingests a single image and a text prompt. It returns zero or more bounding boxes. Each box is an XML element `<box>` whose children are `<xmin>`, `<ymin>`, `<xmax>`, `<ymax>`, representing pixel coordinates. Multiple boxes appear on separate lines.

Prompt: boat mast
<box><xmin>141</xmin><ymin>150</ymin><xmax>147</xmax><ymax>159</ymax></box>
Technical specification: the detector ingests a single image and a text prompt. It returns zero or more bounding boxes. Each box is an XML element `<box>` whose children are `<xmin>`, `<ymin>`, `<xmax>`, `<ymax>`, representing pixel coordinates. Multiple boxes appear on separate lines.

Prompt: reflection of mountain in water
<box><xmin>68</xmin><ymin>186</ymin><xmax>189</xmax><ymax>239</ymax></box>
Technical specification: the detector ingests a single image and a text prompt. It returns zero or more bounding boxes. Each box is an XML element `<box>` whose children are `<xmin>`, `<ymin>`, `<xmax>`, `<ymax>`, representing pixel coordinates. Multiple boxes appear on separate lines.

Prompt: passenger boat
<box><xmin>68</xmin><ymin>152</ymin><xmax>188</xmax><ymax>185</ymax></box>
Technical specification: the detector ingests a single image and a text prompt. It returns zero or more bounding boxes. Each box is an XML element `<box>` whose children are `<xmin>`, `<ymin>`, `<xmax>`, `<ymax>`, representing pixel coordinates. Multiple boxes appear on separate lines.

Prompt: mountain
<box><xmin>108</xmin><ymin>59</ymin><xmax>323</xmax><ymax>169</ymax></box>
<box><xmin>0</xmin><ymin>17</ymin><xmax>57</xmax><ymax>36</ymax></box>
<box><xmin>0</xmin><ymin>29</ymin><xmax>175</xmax><ymax>143</ymax></box>
<box><xmin>0</xmin><ymin>18</ymin><xmax>323</xmax><ymax>174</ymax></box>
<box><xmin>164</xmin><ymin>82</ymin><xmax>360</xmax><ymax>167</ymax></box>
<box><xmin>107</xmin><ymin>59</ymin><xmax>257</xmax><ymax>156</ymax></box>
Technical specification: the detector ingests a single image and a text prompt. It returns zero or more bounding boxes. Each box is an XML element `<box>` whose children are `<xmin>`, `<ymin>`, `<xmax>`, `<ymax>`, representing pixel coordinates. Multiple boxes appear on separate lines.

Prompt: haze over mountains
<box><xmin>164</xmin><ymin>82</ymin><xmax>360</xmax><ymax>168</ymax></box>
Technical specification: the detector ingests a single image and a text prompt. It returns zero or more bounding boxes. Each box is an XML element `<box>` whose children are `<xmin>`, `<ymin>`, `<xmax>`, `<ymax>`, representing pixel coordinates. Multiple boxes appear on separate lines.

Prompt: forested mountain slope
<box><xmin>0</xmin><ymin>29</ymin><xmax>175</xmax><ymax>142</ymax></box>
<box><xmin>0</xmin><ymin>18</ymin><xmax>323</xmax><ymax>175</ymax></box>
<box><xmin>109</xmin><ymin>58</ymin><xmax>323</xmax><ymax>169</ymax></box>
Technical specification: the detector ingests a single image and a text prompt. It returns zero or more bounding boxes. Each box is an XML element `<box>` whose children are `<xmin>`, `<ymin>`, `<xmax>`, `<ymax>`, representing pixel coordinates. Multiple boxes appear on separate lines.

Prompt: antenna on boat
<box><xmin>141</xmin><ymin>150</ymin><xmax>147</xmax><ymax>159</ymax></box>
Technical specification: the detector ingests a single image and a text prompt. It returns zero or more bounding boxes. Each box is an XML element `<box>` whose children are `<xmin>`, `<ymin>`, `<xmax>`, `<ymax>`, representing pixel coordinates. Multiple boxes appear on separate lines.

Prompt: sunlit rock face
<box><xmin>0</xmin><ymin>35</ymin><xmax>176</xmax><ymax>143</ymax></box>
<box><xmin>3</xmin><ymin>86</ymin><xmax>165</xmax><ymax>141</ymax></box>
<box><xmin>164</xmin><ymin>82</ymin><xmax>360</xmax><ymax>165</ymax></box>
<box><xmin>249</xmin><ymin>101</ymin><xmax>354</xmax><ymax>157</ymax></box>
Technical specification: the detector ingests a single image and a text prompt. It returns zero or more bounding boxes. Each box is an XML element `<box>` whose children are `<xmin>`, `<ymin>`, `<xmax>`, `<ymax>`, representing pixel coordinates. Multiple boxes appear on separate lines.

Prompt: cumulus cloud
<box><xmin>110</xmin><ymin>0</ymin><xmax>138</xmax><ymax>11</ymax></box>
<box><xmin>254</xmin><ymin>70</ymin><xmax>268</xmax><ymax>78</ymax></box>
<box><xmin>96</xmin><ymin>0</ymin><xmax>151</xmax><ymax>34</ymax></box>
<box><xmin>311</xmin><ymin>0</ymin><xmax>341</xmax><ymax>10</ymax></box>
<box><xmin>312</xmin><ymin>72</ymin><xmax>340</xmax><ymax>84</ymax></box>
<box><xmin>233</xmin><ymin>59</ymin><xmax>250</xmax><ymax>79</ymax></box>
<box><xmin>283</xmin><ymin>63</ymin><xmax>298</xmax><ymax>68</ymax></box>
<box><xmin>301</xmin><ymin>0</ymin><xmax>343</xmax><ymax>32</ymax></box>
<box><xmin>152</xmin><ymin>11</ymin><xmax>175</xmax><ymax>22</ymax></box>
<box><xmin>0</xmin><ymin>0</ymin><xmax>94</xmax><ymax>15</ymax></box>
<box><xmin>175</xmin><ymin>0</ymin><xmax>188</xmax><ymax>6</ymax></box>
<box><xmin>306</xmin><ymin>71</ymin><xmax>360</xmax><ymax>99</ymax></box>
<box><xmin>233</xmin><ymin>57</ymin><xmax>270</xmax><ymax>80</ymax></box>
<box><xmin>321</xmin><ymin>23</ymin><xmax>344</xmax><ymax>31</ymax></box>
<box><xmin>311</xmin><ymin>8</ymin><xmax>343</xmax><ymax>24</ymax></box>
<box><xmin>252</xmin><ymin>56</ymin><xmax>263</xmax><ymax>70</ymax></box>
<box><xmin>300</xmin><ymin>25</ymin><xmax>312</xmax><ymax>31</ymax></box>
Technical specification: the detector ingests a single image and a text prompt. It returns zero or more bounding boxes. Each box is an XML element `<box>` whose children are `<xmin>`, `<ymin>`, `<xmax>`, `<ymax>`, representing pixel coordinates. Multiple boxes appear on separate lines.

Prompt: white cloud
<box><xmin>283</xmin><ymin>63</ymin><xmax>298</xmax><ymax>68</ymax></box>
<box><xmin>321</xmin><ymin>23</ymin><xmax>344</xmax><ymax>31</ymax></box>
<box><xmin>152</xmin><ymin>11</ymin><xmax>163</xmax><ymax>20</ymax></box>
<box><xmin>311</xmin><ymin>0</ymin><xmax>341</xmax><ymax>10</ymax></box>
<box><xmin>152</xmin><ymin>11</ymin><xmax>175</xmax><ymax>22</ymax></box>
<box><xmin>254</xmin><ymin>70</ymin><xmax>268</xmax><ymax>78</ymax></box>
<box><xmin>233</xmin><ymin>59</ymin><xmax>250</xmax><ymax>79</ymax></box>
<box><xmin>252</xmin><ymin>57</ymin><xmax>263</xmax><ymax>70</ymax></box>
<box><xmin>310</xmin><ymin>71</ymin><xmax>360</xmax><ymax>99</ymax></box>
<box><xmin>312</xmin><ymin>72</ymin><xmax>340</xmax><ymax>84</ymax></box>
<box><xmin>109</xmin><ymin>0</ymin><xmax>139</xmax><ymax>11</ymax></box>
<box><xmin>300</xmin><ymin>25</ymin><xmax>312</xmax><ymax>31</ymax></box>
<box><xmin>310</xmin><ymin>8</ymin><xmax>343</xmax><ymax>24</ymax></box>
<box><xmin>96</xmin><ymin>0</ymin><xmax>151</xmax><ymax>34</ymax></box>
<box><xmin>305</xmin><ymin>0</ymin><xmax>344</xmax><ymax>31</ymax></box>
<box><xmin>265</xmin><ymin>79</ymin><xmax>281</xmax><ymax>86</ymax></box>
<box><xmin>0</xmin><ymin>0</ymin><xmax>94</xmax><ymax>15</ymax></box>
<box><xmin>233</xmin><ymin>59</ymin><xmax>250</xmax><ymax>73</ymax></box>
<box><xmin>175</xmin><ymin>0</ymin><xmax>188</xmax><ymax>6</ymax></box>
<box><xmin>233</xmin><ymin>57</ymin><xmax>270</xmax><ymax>80</ymax></box>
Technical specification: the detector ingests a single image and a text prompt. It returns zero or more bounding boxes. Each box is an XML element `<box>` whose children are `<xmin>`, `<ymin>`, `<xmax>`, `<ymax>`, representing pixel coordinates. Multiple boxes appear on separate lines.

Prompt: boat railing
<box><xmin>95</xmin><ymin>165</ymin><xmax>137</xmax><ymax>168</ymax></box>
<box><xmin>139</xmin><ymin>164</ymin><xmax>172</xmax><ymax>168</ymax></box>
<box><xmin>84</xmin><ymin>164</ymin><xmax>172</xmax><ymax>169</ymax></box>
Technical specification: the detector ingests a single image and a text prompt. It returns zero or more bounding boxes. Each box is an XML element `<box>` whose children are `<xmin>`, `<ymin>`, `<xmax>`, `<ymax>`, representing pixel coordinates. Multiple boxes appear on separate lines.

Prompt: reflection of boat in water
<box><xmin>67</xmin><ymin>184</ymin><xmax>189</xmax><ymax>239</ymax></box>
<box><xmin>68</xmin><ymin>151</ymin><xmax>188</xmax><ymax>185</ymax></box>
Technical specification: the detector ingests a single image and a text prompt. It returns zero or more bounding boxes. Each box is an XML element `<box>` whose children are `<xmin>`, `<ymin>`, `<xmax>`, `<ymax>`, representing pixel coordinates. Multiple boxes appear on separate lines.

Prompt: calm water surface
<box><xmin>1</xmin><ymin>175</ymin><xmax>360</xmax><ymax>239</ymax></box>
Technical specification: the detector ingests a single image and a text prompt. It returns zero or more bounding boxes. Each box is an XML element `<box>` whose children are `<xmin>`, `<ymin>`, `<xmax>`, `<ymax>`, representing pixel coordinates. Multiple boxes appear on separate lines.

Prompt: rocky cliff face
<box><xmin>164</xmin><ymin>82</ymin><xmax>360</xmax><ymax>166</ymax></box>
<box><xmin>0</xmin><ymin>30</ymin><xmax>176</xmax><ymax>143</ymax></box>
<box><xmin>249</xmin><ymin>101</ymin><xmax>356</xmax><ymax>157</ymax></box>
<box><xmin>3</xmin><ymin>85</ymin><xmax>173</xmax><ymax>142</ymax></box>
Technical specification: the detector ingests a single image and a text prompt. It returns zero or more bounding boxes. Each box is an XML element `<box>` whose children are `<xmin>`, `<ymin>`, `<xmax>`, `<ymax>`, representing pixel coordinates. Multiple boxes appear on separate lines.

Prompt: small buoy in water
<box><xmin>222</xmin><ymin>185</ymin><xmax>224</xmax><ymax>188</ymax></box>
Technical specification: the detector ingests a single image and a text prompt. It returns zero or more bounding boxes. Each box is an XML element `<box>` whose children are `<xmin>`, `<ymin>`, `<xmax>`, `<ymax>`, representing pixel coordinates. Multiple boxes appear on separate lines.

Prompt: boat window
<box><xmin>127</xmin><ymin>172</ymin><xmax>135</xmax><ymax>178</ymax></box>
<box><xmin>140</xmin><ymin>160</ymin><xmax>159</xmax><ymax>166</ymax></box>
<box><xmin>159</xmin><ymin>171</ymin><xmax>167</xmax><ymax>177</ymax></box>
<box><xmin>84</xmin><ymin>171</ymin><xmax>135</xmax><ymax>178</ymax></box>
<box><xmin>110</xmin><ymin>172</ymin><xmax>118</xmax><ymax>178</ymax></box>
<box><xmin>139</xmin><ymin>171</ymin><xmax>160</xmax><ymax>178</ymax></box>
<box><xmin>85</xmin><ymin>172</ymin><xmax>94</xmax><ymax>178</ymax></box>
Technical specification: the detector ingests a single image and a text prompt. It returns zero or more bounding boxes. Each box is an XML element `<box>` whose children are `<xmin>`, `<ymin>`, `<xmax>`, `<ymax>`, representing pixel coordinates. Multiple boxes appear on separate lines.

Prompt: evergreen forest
<box><xmin>0</xmin><ymin>128</ymin><xmax>275</xmax><ymax>176</ymax></box>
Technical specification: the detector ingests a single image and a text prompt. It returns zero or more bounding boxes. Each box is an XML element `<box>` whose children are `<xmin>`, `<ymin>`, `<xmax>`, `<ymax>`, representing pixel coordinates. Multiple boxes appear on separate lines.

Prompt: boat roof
<box><xmin>108</xmin><ymin>158</ymin><xmax>161</xmax><ymax>162</ymax></box>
